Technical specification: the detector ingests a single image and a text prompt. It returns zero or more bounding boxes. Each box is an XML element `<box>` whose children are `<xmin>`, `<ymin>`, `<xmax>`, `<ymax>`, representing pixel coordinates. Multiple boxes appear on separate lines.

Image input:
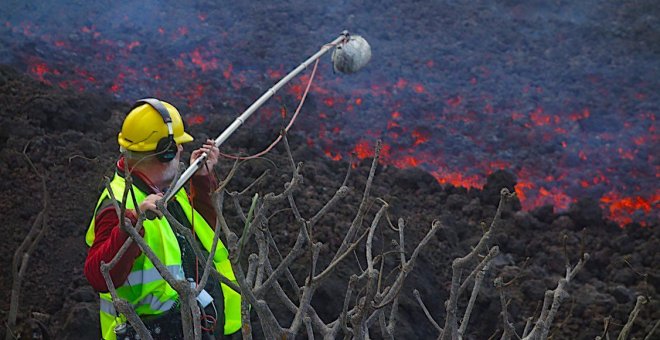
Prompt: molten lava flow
<box><xmin>529</xmin><ymin>107</ymin><xmax>558</xmax><ymax>126</ymax></box>
<box><xmin>30</xmin><ymin>62</ymin><xmax>50</xmax><ymax>83</ymax></box>
<box><xmin>600</xmin><ymin>192</ymin><xmax>657</xmax><ymax>226</ymax></box>
<box><xmin>190</xmin><ymin>48</ymin><xmax>218</xmax><ymax>72</ymax></box>
<box><xmin>324</xmin><ymin>150</ymin><xmax>342</xmax><ymax>161</ymax></box>
<box><xmin>323</xmin><ymin>98</ymin><xmax>335</xmax><ymax>107</ymax></box>
<box><xmin>4</xmin><ymin>2</ymin><xmax>657</xmax><ymax>227</ymax></box>
<box><xmin>394</xmin><ymin>155</ymin><xmax>421</xmax><ymax>168</ymax></box>
<box><xmin>432</xmin><ymin>170</ymin><xmax>482</xmax><ymax>189</ymax></box>
<box><xmin>353</xmin><ymin>140</ymin><xmax>374</xmax><ymax>160</ymax></box>
<box><xmin>411</xmin><ymin>129</ymin><xmax>429</xmax><ymax>146</ymax></box>
<box><xmin>446</xmin><ymin>96</ymin><xmax>462</xmax><ymax>108</ymax></box>
<box><xmin>568</xmin><ymin>108</ymin><xmax>590</xmax><ymax>121</ymax></box>
<box><xmin>187</xmin><ymin>115</ymin><xmax>205</xmax><ymax>126</ymax></box>
<box><xmin>395</xmin><ymin>78</ymin><xmax>407</xmax><ymax>90</ymax></box>
<box><xmin>267</xmin><ymin>68</ymin><xmax>283</xmax><ymax>79</ymax></box>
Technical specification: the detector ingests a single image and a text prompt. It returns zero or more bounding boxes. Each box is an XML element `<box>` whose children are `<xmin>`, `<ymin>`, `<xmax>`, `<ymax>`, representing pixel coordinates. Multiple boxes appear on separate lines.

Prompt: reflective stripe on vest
<box><xmin>99</xmin><ymin>293</ymin><xmax>176</xmax><ymax>317</ymax></box>
<box><xmin>126</xmin><ymin>264</ymin><xmax>184</xmax><ymax>287</ymax></box>
<box><xmin>100</xmin><ymin>299</ymin><xmax>116</xmax><ymax>316</ymax></box>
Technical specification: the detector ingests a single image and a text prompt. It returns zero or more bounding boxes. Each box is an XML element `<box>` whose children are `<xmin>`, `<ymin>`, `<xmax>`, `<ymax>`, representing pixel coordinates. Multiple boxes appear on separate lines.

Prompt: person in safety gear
<box><xmin>84</xmin><ymin>98</ymin><xmax>241</xmax><ymax>340</ymax></box>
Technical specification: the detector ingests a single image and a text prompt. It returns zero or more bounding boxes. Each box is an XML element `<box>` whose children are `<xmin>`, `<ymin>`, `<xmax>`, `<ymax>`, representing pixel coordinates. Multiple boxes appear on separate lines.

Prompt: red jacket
<box><xmin>84</xmin><ymin>158</ymin><xmax>219</xmax><ymax>292</ymax></box>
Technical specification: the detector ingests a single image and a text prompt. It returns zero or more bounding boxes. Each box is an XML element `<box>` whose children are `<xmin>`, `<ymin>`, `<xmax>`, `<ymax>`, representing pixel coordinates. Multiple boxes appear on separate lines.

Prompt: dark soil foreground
<box><xmin>0</xmin><ymin>65</ymin><xmax>658</xmax><ymax>339</ymax></box>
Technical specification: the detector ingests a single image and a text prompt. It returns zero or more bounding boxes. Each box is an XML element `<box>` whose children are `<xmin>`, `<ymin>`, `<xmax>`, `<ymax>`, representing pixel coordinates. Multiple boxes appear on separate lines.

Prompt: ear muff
<box><xmin>130</xmin><ymin>98</ymin><xmax>178</xmax><ymax>162</ymax></box>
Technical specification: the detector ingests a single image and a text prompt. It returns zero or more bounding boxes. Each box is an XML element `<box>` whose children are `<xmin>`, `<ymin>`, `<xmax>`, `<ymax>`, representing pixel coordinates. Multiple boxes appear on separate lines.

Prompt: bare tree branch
<box><xmin>101</xmin><ymin>179</ymin><xmax>152</xmax><ymax>340</ymax></box>
<box><xmin>522</xmin><ymin>252</ymin><xmax>590</xmax><ymax>340</ymax></box>
<box><xmin>442</xmin><ymin>189</ymin><xmax>514</xmax><ymax>340</ymax></box>
<box><xmin>494</xmin><ymin>277</ymin><xmax>519</xmax><ymax>340</ymax></box>
<box><xmin>617</xmin><ymin>295</ymin><xmax>648</xmax><ymax>340</ymax></box>
<box><xmin>333</xmin><ymin>140</ymin><xmax>382</xmax><ymax>261</ymax></box>
<box><xmin>459</xmin><ymin>248</ymin><xmax>498</xmax><ymax>339</ymax></box>
<box><xmin>644</xmin><ymin>319</ymin><xmax>660</xmax><ymax>340</ymax></box>
<box><xmin>414</xmin><ymin>289</ymin><xmax>443</xmax><ymax>334</ymax></box>
<box><xmin>6</xmin><ymin>144</ymin><xmax>50</xmax><ymax>340</ymax></box>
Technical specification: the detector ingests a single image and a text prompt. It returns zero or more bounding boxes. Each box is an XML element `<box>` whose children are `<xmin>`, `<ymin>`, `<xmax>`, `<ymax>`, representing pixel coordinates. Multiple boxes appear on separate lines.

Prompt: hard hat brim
<box><xmin>174</xmin><ymin>132</ymin><xmax>194</xmax><ymax>145</ymax></box>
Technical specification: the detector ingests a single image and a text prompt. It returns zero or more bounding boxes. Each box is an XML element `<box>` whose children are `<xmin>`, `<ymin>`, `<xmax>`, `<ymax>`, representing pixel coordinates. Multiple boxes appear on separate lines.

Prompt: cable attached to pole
<box><xmin>219</xmin><ymin>57</ymin><xmax>320</xmax><ymax>160</ymax></box>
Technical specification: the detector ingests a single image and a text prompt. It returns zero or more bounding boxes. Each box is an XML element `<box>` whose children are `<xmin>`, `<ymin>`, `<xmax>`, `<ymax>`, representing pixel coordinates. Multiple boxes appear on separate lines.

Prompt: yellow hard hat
<box><xmin>118</xmin><ymin>99</ymin><xmax>194</xmax><ymax>152</ymax></box>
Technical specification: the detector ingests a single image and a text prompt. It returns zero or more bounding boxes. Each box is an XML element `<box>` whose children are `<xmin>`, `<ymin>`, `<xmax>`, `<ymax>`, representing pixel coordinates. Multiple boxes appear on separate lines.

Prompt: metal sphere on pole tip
<box><xmin>332</xmin><ymin>34</ymin><xmax>372</xmax><ymax>74</ymax></box>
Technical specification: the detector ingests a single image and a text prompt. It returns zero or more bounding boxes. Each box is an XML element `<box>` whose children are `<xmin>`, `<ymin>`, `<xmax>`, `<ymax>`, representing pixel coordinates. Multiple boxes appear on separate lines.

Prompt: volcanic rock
<box><xmin>568</xmin><ymin>198</ymin><xmax>604</xmax><ymax>229</ymax></box>
<box><xmin>481</xmin><ymin>170</ymin><xmax>517</xmax><ymax>206</ymax></box>
<box><xmin>60</xmin><ymin>302</ymin><xmax>99</xmax><ymax>340</ymax></box>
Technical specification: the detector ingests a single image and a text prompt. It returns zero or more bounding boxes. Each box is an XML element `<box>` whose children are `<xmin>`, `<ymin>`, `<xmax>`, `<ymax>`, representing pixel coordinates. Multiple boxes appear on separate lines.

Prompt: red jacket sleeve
<box><xmin>190</xmin><ymin>172</ymin><xmax>219</xmax><ymax>230</ymax></box>
<box><xmin>84</xmin><ymin>207</ymin><xmax>142</xmax><ymax>292</ymax></box>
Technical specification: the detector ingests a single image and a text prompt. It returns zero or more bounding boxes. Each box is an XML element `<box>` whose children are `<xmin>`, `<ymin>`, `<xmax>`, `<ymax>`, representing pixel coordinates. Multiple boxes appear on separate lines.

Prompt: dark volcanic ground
<box><xmin>0</xmin><ymin>65</ymin><xmax>658</xmax><ymax>339</ymax></box>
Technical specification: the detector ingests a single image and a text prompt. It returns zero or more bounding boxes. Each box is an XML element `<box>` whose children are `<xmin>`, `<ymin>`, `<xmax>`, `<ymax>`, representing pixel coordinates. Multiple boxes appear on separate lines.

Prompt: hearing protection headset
<box><xmin>129</xmin><ymin>98</ymin><xmax>178</xmax><ymax>162</ymax></box>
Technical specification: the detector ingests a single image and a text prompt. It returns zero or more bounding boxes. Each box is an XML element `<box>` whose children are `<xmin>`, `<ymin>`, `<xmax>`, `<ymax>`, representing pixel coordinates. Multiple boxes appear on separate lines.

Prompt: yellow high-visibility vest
<box><xmin>86</xmin><ymin>173</ymin><xmax>241</xmax><ymax>339</ymax></box>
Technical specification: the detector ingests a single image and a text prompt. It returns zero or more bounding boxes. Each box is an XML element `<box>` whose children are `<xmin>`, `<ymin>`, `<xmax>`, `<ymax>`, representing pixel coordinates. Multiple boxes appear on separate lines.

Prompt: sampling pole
<box><xmin>165</xmin><ymin>32</ymin><xmax>350</xmax><ymax>202</ymax></box>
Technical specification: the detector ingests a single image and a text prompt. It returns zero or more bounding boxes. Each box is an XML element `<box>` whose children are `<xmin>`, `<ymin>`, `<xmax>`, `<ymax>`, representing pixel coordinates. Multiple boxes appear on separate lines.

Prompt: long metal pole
<box><xmin>166</xmin><ymin>32</ymin><xmax>348</xmax><ymax>201</ymax></box>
